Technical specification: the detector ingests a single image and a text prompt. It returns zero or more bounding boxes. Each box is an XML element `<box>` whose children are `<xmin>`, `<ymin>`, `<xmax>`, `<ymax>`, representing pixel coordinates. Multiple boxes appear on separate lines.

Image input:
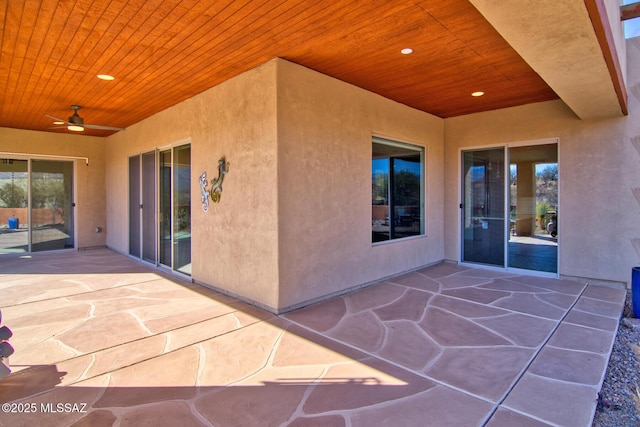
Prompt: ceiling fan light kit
<box><xmin>45</xmin><ymin>105</ymin><xmax>125</xmax><ymax>133</ymax></box>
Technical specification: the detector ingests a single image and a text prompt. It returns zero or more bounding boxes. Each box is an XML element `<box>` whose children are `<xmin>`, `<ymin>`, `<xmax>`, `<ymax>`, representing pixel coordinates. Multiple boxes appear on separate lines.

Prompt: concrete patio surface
<box><xmin>0</xmin><ymin>249</ymin><xmax>626</xmax><ymax>426</ymax></box>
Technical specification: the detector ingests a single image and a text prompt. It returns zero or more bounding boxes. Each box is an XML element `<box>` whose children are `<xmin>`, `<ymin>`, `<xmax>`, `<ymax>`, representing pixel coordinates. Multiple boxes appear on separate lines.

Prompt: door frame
<box><xmin>458</xmin><ymin>138</ymin><xmax>560</xmax><ymax>277</ymax></box>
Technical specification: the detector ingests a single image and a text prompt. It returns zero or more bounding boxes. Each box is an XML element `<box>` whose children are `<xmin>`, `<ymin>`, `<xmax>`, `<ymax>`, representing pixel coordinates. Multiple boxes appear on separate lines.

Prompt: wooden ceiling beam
<box><xmin>585</xmin><ymin>0</ymin><xmax>628</xmax><ymax>115</ymax></box>
<box><xmin>621</xmin><ymin>2</ymin><xmax>640</xmax><ymax>21</ymax></box>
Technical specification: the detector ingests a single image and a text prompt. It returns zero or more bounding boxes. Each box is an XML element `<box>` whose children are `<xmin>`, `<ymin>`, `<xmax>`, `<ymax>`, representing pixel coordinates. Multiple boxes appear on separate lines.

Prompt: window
<box><xmin>372</xmin><ymin>137</ymin><xmax>424</xmax><ymax>242</ymax></box>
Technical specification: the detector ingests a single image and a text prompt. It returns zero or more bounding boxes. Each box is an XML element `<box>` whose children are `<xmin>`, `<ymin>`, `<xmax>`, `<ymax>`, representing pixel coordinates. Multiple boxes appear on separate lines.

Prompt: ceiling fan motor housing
<box><xmin>68</xmin><ymin>114</ymin><xmax>84</xmax><ymax>125</ymax></box>
<box><xmin>68</xmin><ymin>105</ymin><xmax>84</xmax><ymax>125</ymax></box>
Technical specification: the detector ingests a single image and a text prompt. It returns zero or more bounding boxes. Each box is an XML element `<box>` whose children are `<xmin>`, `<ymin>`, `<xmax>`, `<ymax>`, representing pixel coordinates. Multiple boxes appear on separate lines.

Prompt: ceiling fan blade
<box><xmin>45</xmin><ymin>114</ymin><xmax>67</xmax><ymax>123</ymax></box>
<box><xmin>83</xmin><ymin>124</ymin><xmax>125</xmax><ymax>131</ymax></box>
<box><xmin>48</xmin><ymin>126</ymin><xmax>70</xmax><ymax>129</ymax></box>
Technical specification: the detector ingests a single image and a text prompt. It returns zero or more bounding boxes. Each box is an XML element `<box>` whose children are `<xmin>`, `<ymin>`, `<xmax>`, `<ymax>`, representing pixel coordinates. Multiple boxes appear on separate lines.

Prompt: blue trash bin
<box><xmin>633</xmin><ymin>267</ymin><xmax>640</xmax><ymax>318</ymax></box>
<box><xmin>7</xmin><ymin>217</ymin><xmax>18</xmax><ymax>230</ymax></box>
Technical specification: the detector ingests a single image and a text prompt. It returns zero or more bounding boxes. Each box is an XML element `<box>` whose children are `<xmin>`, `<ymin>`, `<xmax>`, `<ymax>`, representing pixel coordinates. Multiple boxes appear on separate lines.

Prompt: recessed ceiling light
<box><xmin>401</xmin><ymin>48</ymin><xmax>413</xmax><ymax>55</ymax></box>
<box><xmin>53</xmin><ymin>121</ymin><xmax>65</xmax><ymax>125</ymax></box>
<box><xmin>471</xmin><ymin>91</ymin><xmax>485</xmax><ymax>97</ymax></box>
<box><xmin>97</xmin><ymin>74</ymin><xmax>115</xmax><ymax>81</ymax></box>
<box><xmin>67</xmin><ymin>125</ymin><xmax>84</xmax><ymax>132</ymax></box>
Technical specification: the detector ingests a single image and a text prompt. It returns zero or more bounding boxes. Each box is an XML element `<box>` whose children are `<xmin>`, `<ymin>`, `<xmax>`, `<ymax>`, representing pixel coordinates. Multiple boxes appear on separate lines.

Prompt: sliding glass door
<box><xmin>461</xmin><ymin>143</ymin><xmax>558</xmax><ymax>274</ymax></box>
<box><xmin>0</xmin><ymin>158</ymin><xmax>74</xmax><ymax>254</ymax></box>
<box><xmin>130</xmin><ymin>144</ymin><xmax>191</xmax><ymax>275</ymax></box>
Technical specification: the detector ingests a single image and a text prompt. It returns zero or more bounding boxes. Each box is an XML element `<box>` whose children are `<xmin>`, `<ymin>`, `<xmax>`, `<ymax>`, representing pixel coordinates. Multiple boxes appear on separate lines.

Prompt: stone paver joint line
<box><xmin>481</xmin><ymin>281</ymin><xmax>591</xmax><ymax>422</ymax></box>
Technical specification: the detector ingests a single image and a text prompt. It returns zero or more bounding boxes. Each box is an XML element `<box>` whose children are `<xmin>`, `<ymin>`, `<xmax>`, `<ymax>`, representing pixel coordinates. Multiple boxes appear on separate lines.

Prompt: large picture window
<box><xmin>372</xmin><ymin>137</ymin><xmax>424</xmax><ymax>243</ymax></box>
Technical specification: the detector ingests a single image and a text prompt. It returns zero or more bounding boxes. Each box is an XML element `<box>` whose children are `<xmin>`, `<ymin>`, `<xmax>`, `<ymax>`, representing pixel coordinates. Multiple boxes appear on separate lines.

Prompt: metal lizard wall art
<box><xmin>199</xmin><ymin>171</ymin><xmax>210</xmax><ymax>212</ymax></box>
<box><xmin>199</xmin><ymin>156</ymin><xmax>230</xmax><ymax>212</ymax></box>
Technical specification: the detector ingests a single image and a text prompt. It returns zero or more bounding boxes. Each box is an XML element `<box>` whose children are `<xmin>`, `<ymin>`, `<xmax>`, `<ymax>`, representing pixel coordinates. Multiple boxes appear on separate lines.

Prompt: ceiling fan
<box><xmin>46</xmin><ymin>105</ymin><xmax>125</xmax><ymax>132</ymax></box>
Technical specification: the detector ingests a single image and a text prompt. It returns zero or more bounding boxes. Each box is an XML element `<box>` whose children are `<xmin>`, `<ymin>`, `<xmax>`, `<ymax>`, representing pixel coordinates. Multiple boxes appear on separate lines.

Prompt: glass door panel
<box><xmin>461</xmin><ymin>148</ymin><xmax>505</xmax><ymax>266</ymax></box>
<box><xmin>0</xmin><ymin>159</ymin><xmax>28</xmax><ymax>254</ymax></box>
<box><xmin>129</xmin><ymin>152</ymin><xmax>157</xmax><ymax>263</ymax></box>
<box><xmin>508</xmin><ymin>144</ymin><xmax>558</xmax><ymax>273</ymax></box>
<box><xmin>173</xmin><ymin>144</ymin><xmax>191</xmax><ymax>275</ymax></box>
<box><xmin>159</xmin><ymin>150</ymin><xmax>172</xmax><ymax>267</ymax></box>
<box><xmin>31</xmin><ymin>160</ymin><xmax>74</xmax><ymax>252</ymax></box>
<box><xmin>128</xmin><ymin>155</ymin><xmax>141</xmax><ymax>258</ymax></box>
<box><xmin>141</xmin><ymin>152</ymin><xmax>156</xmax><ymax>263</ymax></box>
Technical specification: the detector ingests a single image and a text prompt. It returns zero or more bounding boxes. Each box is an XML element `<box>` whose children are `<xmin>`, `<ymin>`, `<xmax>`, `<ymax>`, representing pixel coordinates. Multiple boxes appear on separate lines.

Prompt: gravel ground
<box><xmin>592</xmin><ymin>293</ymin><xmax>640</xmax><ymax>427</ymax></box>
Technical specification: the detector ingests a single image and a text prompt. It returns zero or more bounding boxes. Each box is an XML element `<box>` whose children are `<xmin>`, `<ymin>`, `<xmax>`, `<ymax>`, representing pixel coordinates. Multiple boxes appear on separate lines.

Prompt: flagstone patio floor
<box><xmin>0</xmin><ymin>248</ymin><xmax>626</xmax><ymax>426</ymax></box>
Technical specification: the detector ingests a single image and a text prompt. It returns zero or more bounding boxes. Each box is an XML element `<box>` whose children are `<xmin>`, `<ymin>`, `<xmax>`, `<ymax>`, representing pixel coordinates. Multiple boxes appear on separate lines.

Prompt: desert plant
<box><xmin>536</xmin><ymin>201</ymin><xmax>551</xmax><ymax>217</ymax></box>
<box><xmin>0</xmin><ymin>182</ymin><xmax>27</xmax><ymax>208</ymax></box>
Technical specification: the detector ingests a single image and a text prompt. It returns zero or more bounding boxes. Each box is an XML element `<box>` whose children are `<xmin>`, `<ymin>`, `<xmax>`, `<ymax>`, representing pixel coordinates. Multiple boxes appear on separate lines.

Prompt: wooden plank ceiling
<box><xmin>0</xmin><ymin>0</ymin><xmax>559</xmax><ymax>137</ymax></box>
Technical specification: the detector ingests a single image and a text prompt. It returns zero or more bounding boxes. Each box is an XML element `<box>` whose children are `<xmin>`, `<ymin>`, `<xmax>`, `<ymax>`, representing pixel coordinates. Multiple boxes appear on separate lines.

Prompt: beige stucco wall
<box><xmin>276</xmin><ymin>60</ymin><xmax>445</xmax><ymax>310</ymax></box>
<box><xmin>103</xmin><ymin>58</ymin><xmax>445</xmax><ymax>312</ymax></box>
<box><xmin>443</xmin><ymin>37</ymin><xmax>640</xmax><ymax>286</ymax></box>
<box><xmin>0</xmin><ymin>127</ymin><xmax>106</xmax><ymax>249</ymax></box>
<box><xmin>105</xmin><ymin>60</ymin><xmax>280</xmax><ymax>310</ymax></box>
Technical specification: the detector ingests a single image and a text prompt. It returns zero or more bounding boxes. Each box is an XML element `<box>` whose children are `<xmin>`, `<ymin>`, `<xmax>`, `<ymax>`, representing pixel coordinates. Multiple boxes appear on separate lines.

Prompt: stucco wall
<box><xmin>104</xmin><ymin>58</ymin><xmax>445</xmax><ymax>312</ymax></box>
<box><xmin>443</xmin><ymin>37</ymin><xmax>640</xmax><ymax>286</ymax></box>
<box><xmin>0</xmin><ymin>127</ymin><xmax>106</xmax><ymax>249</ymax></box>
<box><xmin>105</xmin><ymin>60</ymin><xmax>280</xmax><ymax>310</ymax></box>
<box><xmin>276</xmin><ymin>59</ymin><xmax>445</xmax><ymax>310</ymax></box>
